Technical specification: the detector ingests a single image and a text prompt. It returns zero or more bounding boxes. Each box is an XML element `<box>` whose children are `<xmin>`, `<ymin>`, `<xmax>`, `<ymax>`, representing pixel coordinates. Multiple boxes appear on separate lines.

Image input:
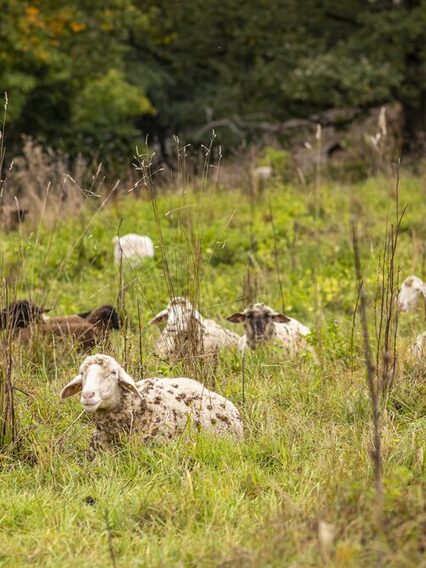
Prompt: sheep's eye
<box><xmin>111</xmin><ymin>370</ymin><xmax>117</xmax><ymax>376</ymax></box>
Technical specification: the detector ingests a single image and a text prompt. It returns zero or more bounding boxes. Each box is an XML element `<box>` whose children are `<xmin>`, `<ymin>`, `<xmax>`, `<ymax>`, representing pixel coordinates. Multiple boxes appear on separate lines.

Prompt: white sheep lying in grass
<box><xmin>60</xmin><ymin>354</ymin><xmax>243</xmax><ymax>454</ymax></box>
<box><xmin>149</xmin><ymin>297</ymin><xmax>240</xmax><ymax>363</ymax></box>
<box><xmin>227</xmin><ymin>302</ymin><xmax>316</xmax><ymax>359</ymax></box>
<box><xmin>397</xmin><ymin>275</ymin><xmax>426</xmax><ymax>313</ymax></box>
<box><xmin>113</xmin><ymin>233</ymin><xmax>154</xmax><ymax>266</ymax></box>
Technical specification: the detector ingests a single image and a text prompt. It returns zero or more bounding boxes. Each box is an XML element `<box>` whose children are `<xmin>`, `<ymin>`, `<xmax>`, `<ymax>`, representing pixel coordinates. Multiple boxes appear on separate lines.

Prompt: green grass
<box><xmin>0</xmin><ymin>175</ymin><xmax>425</xmax><ymax>567</ymax></box>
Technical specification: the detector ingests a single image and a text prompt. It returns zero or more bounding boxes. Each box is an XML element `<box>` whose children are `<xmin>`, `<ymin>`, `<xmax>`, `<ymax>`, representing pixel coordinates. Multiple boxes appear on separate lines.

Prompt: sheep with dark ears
<box><xmin>17</xmin><ymin>305</ymin><xmax>120</xmax><ymax>351</ymax></box>
<box><xmin>227</xmin><ymin>302</ymin><xmax>316</xmax><ymax>359</ymax></box>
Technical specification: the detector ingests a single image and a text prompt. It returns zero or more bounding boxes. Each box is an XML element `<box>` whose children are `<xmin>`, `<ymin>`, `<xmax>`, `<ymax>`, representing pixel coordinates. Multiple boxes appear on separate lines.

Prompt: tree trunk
<box><xmin>402</xmin><ymin>90</ymin><xmax>426</xmax><ymax>152</ymax></box>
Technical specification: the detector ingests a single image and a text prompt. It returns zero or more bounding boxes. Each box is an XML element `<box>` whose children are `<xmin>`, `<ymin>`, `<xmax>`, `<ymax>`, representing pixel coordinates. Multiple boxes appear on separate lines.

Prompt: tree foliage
<box><xmin>1</xmin><ymin>0</ymin><xmax>426</xmax><ymax>159</ymax></box>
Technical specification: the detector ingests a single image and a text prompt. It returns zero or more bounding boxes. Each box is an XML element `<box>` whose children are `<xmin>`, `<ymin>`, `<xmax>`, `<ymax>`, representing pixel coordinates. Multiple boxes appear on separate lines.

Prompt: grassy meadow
<box><xmin>0</xmin><ymin>173</ymin><xmax>425</xmax><ymax>567</ymax></box>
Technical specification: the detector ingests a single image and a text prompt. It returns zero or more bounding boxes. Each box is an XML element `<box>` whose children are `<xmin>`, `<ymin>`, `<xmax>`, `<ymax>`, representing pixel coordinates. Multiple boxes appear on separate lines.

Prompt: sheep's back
<box><xmin>114</xmin><ymin>234</ymin><xmax>154</xmax><ymax>264</ymax></box>
<box><xmin>285</xmin><ymin>317</ymin><xmax>311</xmax><ymax>336</ymax></box>
<box><xmin>48</xmin><ymin>315</ymin><xmax>86</xmax><ymax>325</ymax></box>
<box><xmin>203</xmin><ymin>318</ymin><xmax>241</xmax><ymax>350</ymax></box>
<box><xmin>136</xmin><ymin>377</ymin><xmax>243</xmax><ymax>439</ymax></box>
<box><xmin>274</xmin><ymin>323</ymin><xmax>299</xmax><ymax>347</ymax></box>
<box><xmin>16</xmin><ymin>321</ymin><xmax>98</xmax><ymax>351</ymax></box>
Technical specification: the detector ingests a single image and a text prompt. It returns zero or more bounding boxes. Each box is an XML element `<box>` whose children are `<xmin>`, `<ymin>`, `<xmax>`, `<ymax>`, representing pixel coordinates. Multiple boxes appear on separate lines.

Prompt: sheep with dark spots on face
<box><xmin>149</xmin><ymin>297</ymin><xmax>241</xmax><ymax>363</ymax></box>
<box><xmin>227</xmin><ymin>302</ymin><xmax>316</xmax><ymax>359</ymax></box>
<box><xmin>17</xmin><ymin>305</ymin><xmax>121</xmax><ymax>351</ymax></box>
<box><xmin>60</xmin><ymin>354</ymin><xmax>243</xmax><ymax>456</ymax></box>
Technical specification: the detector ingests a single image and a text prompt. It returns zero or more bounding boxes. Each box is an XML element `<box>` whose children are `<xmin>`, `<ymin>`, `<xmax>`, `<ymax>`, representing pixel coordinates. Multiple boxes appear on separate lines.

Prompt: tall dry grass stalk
<box><xmin>268</xmin><ymin>200</ymin><xmax>286</xmax><ymax>314</ymax></box>
<box><xmin>312</xmin><ymin>123</ymin><xmax>323</xmax><ymax>354</ymax></box>
<box><xmin>0</xmin><ymin>93</ymin><xmax>12</xmax><ymax>196</ymax></box>
<box><xmin>243</xmin><ymin>256</ymin><xmax>259</xmax><ymax>306</ymax></box>
<box><xmin>374</xmin><ymin>162</ymin><xmax>405</xmax><ymax>393</ymax></box>
<box><xmin>133</xmin><ymin>137</ymin><xmax>222</xmax><ymax>381</ymax></box>
<box><xmin>351</xmin><ymin>218</ymin><xmax>383</xmax><ymax>517</ymax></box>
<box><xmin>351</xmin><ymin>164</ymin><xmax>404</xmax><ymax>541</ymax></box>
<box><xmin>0</xmin><ymin>281</ymin><xmax>17</xmax><ymax>449</ymax></box>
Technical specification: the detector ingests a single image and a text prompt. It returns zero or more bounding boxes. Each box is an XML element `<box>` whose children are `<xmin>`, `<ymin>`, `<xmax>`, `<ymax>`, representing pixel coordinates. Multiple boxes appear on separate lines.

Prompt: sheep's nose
<box><xmin>397</xmin><ymin>301</ymin><xmax>406</xmax><ymax>312</ymax></box>
<box><xmin>82</xmin><ymin>391</ymin><xmax>95</xmax><ymax>399</ymax></box>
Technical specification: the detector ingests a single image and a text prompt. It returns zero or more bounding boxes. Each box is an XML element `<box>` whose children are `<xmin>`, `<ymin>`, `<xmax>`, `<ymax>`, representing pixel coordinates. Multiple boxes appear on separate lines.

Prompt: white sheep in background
<box><xmin>227</xmin><ymin>302</ymin><xmax>316</xmax><ymax>359</ymax></box>
<box><xmin>149</xmin><ymin>297</ymin><xmax>241</xmax><ymax>363</ymax></box>
<box><xmin>113</xmin><ymin>234</ymin><xmax>154</xmax><ymax>267</ymax></box>
<box><xmin>397</xmin><ymin>275</ymin><xmax>426</xmax><ymax>313</ymax></box>
<box><xmin>60</xmin><ymin>354</ymin><xmax>243</xmax><ymax>455</ymax></box>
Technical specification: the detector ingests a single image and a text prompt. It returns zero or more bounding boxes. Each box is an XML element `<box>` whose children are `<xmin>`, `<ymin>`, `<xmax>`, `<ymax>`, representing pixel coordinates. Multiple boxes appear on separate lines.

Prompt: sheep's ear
<box><xmin>149</xmin><ymin>309</ymin><xmax>168</xmax><ymax>325</ymax></box>
<box><xmin>272</xmin><ymin>314</ymin><xmax>291</xmax><ymax>324</ymax></box>
<box><xmin>227</xmin><ymin>313</ymin><xmax>246</xmax><ymax>323</ymax></box>
<box><xmin>60</xmin><ymin>375</ymin><xmax>83</xmax><ymax>399</ymax></box>
<box><xmin>118</xmin><ymin>368</ymin><xmax>142</xmax><ymax>399</ymax></box>
<box><xmin>77</xmin><ymin>310</ymin><xmax>92</xmax><ymax>319</ymax></box>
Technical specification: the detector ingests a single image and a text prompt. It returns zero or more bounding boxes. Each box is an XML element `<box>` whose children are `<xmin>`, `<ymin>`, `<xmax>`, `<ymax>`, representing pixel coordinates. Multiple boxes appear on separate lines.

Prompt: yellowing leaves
<box><xmin>26</xmin><ymin>6</ymin><xmax>40</xmax><ymax>24</ymax></box>
<box><xmin>69</xmin><ymin>21</ymin><xmax>86</xmax><ymax>33</ymax></box>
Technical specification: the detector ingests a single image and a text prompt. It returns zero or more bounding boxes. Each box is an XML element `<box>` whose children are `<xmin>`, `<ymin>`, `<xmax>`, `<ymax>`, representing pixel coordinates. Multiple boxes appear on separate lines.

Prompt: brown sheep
<box><xmin>0</xmin><ymin>300</ymin><xmax>48</xmax><ymax>330</ymax></box>
<box><xmin>16</xmin><ymin>305</ymin><xmax>121</xmax><ymax>351</ymax></box>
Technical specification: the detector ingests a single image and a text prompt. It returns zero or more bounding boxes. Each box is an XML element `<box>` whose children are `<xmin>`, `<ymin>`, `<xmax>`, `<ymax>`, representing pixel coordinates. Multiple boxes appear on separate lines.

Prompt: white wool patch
<box><xmin>113</xmin><ymin>234</ymin><xmax>154</xmax><ymax>266</ymax></box>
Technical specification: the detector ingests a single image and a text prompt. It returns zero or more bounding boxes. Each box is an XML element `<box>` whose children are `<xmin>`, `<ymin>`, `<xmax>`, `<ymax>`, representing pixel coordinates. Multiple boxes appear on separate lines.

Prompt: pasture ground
<box><xmin>0</xmin><ymin>175</ymin><xmax>425</xmax><ymax>567</ymax></box>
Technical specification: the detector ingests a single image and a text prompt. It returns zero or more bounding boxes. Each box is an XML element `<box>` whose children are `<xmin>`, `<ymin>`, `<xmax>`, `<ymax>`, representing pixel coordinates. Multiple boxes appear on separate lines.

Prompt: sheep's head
<box><xmin>84</xmin><ymin>305</ymin><xmax>121</xmax><ymax>330</ymax></box>
<box><xmin>0</xmin><ymin>300</ymin><xmax>49</xmax><ymax>330</ymax></box>
<box><xmin>149</xmin><ymin>297</ymin><xmax>204</xmax><ymax>355</ymax></box>
<box><xmin>149</xmin><ymin>297</ymin><xmax>203</xmax><ymax>334</ymax></box>
<box><xmin>60</xmin><ymin>354</ymin><xmax>141</xmax><ymax>413</ymax></box>
<box><xmin>227</xmin><ymin>303</ymin><xmax>290</xmax><ymax>345</ymax></box>
<box><xmin>397</xmin><ymin>276</ymin><xmax>426</xmax><ymax>312</ymax></box>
